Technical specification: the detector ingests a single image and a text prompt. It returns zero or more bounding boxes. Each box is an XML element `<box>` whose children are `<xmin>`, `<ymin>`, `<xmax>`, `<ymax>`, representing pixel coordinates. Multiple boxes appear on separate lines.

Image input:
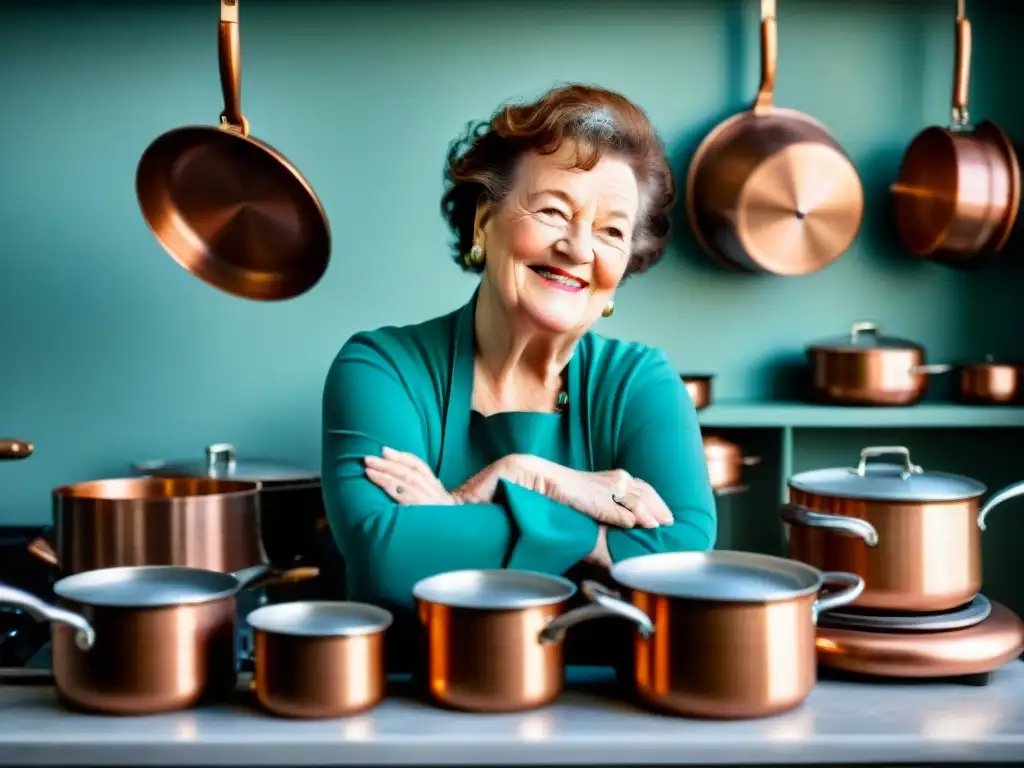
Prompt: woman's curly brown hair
<box><xmin>441</xmin><ymin>84</ymin><xmax>676</xmax><ymax>278</ymax></box>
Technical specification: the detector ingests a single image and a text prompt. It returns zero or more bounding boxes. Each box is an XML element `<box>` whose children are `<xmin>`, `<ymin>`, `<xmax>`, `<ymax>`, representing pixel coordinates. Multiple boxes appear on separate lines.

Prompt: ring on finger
<box><xmin>612</xmin><ymin>492</ymin><xmax>633</xmax><ymax>510</ymax></box>
<box><xmin>396</xmin><ymin>485</ymin><xmax>405</xmax><ymax>495</ymax></box>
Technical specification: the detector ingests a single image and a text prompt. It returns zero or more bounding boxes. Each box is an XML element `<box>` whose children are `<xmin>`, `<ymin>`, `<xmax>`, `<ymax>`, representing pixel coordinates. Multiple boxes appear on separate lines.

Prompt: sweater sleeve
<box><xmin>605</xmin><ymin>348</ymin><xmax>717</xmax><ymax>562</ymax></box>
<box><xmin>322</xmin><ymin>334</ymin><xmax>599</xmax><ymax>608</ymax></box>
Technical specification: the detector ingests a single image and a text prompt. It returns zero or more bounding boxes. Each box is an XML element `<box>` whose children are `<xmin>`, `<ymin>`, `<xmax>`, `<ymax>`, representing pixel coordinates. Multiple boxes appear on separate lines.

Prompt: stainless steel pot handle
<box><xmin>207</xmin><ymin>443</ymin><xmax>238</xmax><ymax>474</ymax></box>
<box><xmin>813</xmin><ymin>572</ymin><xmax>865</xmax><ymax>623</ymax></box>
<box><xmin>0</xmin><ymin>584</ymin><xmax>95</xmax><ymax>651</ymax></box>
<box><xmin>978</xmin><ymin>479</ymin><xmax>1024</xmax><ymax>531</ymax></box>
<box><xmin>779</xmin><ymin>504</ymin><xmax>879</xmax><ymax>546</ymax></box>
<box><xmin>538</xmin><ymin>580</ymin><xmax>655</xmax><ymax>645</ymax></box>
<box><xmin>853</xmin><ymin>446</ymin><xmax>922</xmax><ymax>479</ymax></box>
<box><xmin>849</xmin><ymin>321</ymin><xmax>878</xmax><ymax>341</ymax></box>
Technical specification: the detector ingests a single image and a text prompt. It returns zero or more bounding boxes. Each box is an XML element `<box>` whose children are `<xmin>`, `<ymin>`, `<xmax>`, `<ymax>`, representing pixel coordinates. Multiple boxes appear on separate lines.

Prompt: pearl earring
<box><xmin>465</xmin><ymin>243</ymin><xmax>485</xmax><ymax>268</ymax></box>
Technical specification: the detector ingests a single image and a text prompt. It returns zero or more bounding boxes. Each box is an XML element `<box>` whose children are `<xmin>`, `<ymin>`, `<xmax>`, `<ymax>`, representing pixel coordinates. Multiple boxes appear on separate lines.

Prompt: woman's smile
<box><xmin>527</xmin><ymin>264</ymin><xmax>590</xmax><ymax>293</ymax></box>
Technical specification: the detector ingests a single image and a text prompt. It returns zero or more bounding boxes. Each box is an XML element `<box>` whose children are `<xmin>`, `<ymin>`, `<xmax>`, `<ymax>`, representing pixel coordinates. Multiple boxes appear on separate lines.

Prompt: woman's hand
<box><xmin>364</xmin><ymin>447</ymin><xmax>457</xmax><ymax>505</ymax></box>
<box><xmin>454</xmin><ymin>456</ymin><xmax>673</xmax><ymax>529</ymax></box>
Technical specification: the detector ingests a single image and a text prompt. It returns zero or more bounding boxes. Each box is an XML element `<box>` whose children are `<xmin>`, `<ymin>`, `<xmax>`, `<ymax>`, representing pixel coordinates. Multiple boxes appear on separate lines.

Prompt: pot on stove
<box><xmin>780</xmin><ymin>445</ymin><xmax>1024</xmax><ymax>613</ymax></box>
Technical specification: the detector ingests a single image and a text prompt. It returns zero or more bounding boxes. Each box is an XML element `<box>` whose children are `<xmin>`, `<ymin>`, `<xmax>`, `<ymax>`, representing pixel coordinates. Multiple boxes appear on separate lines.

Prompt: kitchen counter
<box><xmin>1</xmin><ymin>663</ymin><xmax>1023</xmax><ymax>766</ymax></box>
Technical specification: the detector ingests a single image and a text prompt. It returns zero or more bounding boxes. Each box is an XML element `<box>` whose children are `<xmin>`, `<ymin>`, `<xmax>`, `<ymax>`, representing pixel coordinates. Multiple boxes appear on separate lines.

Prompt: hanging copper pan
<box><xmin>686</xmin><ymin>0</ymin><xmax>864</xmax><ymax>276</ymax></box>
<box><xmin>136</xmin><ymin>0</ymin><xmax>330</xmax><ymax>301</ymax></box>
<box><xmin>0</xmin><ymin>439</ymin><xmax>33</xmax><ymax>460</ymax></box>
<box><xmin>891</xmin><ymin>0</ymin><xmax>1020</xmax><ymax>265</ymax></box>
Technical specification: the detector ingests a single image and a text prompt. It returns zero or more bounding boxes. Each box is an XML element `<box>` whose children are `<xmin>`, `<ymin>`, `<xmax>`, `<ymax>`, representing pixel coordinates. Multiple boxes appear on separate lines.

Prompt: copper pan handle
<box><xmin>952</xmin><ymin>0</ymin><xmax>971</xmax><ymax>127</ymax></box>
<box><xmin>812</xmin><ymin>572</ymin><xmax>865</xmax><ymax>623</ymax></box>
<box><xmin>977</xmin><ymin>479</ymin><xmax>1024</xmax><ymax>531</ymax></box>
<box><xmin>0</xmin><ymin>439</ymin><xmax>33</xmax><ymax>460</ymax></box>
<box><xmin>218</xmin><ymin>0</ymin><xmax>249</xmax><ymax>135</ymax></box>
<box><xmin>538</xmin><ymin>581</ymin><xmax>655</xmax><ymax>644</ymax></box>
<box><xmin>753</xmin><ymin>0</ymin><xmax>777</xmax><ymax>115</ymax></box>
<box><xmin>26</xmin><ymin>538</ymin><xmax>59</xmax><ymax>567</ymax></box>
<box><xmin>780</xmin><ymin>504</ymin><xmax>879</xmax><ymax>546</ymax></box>
<box><xmin>0</xmin><ymin>584</ymin><xmax>95</xmax><ymax>652</ymax></box>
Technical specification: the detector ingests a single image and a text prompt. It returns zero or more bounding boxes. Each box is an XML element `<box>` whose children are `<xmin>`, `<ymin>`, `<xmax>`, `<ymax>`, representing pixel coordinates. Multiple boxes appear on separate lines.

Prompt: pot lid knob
<box><xmin>849</xmin><ymin>321</ymin><xmax>878</xmax><ymax>342</ymax></box>
<box><xmin>851</xmin><ymin>446</ymin><xmax>922</xmax><ymax>480</ymax></box>
<box><xmin>206</xmin><ymin>443</ymin><xmax>238</xmax><ymax>476</ymax></box>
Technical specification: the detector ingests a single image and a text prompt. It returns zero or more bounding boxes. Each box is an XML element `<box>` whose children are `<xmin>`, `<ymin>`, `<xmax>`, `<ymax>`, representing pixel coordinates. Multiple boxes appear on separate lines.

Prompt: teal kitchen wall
<box><xmin>2</xmin><ymin>0</ymin><xmax>1023</xmax><ymax>607</ymax></box>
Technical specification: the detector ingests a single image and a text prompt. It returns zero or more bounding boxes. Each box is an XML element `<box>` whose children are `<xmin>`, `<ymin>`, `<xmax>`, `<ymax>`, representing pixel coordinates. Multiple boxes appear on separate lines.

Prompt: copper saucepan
<box><xmin>806</xmin><ymin>322</ymin><xmax>951</xmax><ymax>406</ymax></box>
<box><xmin>29</xmin><ymin>477</ymin><xmax>268</xmax><ymax>576</ymax></box>
<box><xmin>781</xmin><ymin>445</ymin><xmax>1024</xmax><ymax>612</ymax></box>
<box><xmin>703</xmin><ymin>435</ymin><xmax>759</xmax><ymax>494</ymax></box>
<box><xmin>557</xmin><ymin>552</ymin><xmax>863</xmax><ymax>719</ymax></box>
<box><xmin>0</xmin><ymin>564</ymin><xmax>315</xmax><ymax>714</ymax></box>
<box><xmin>247</xmin><ymin>601</ymin><xmax>393</xmax><ymax>718</ymax></box>
<box><xmin>892</xmin><ymin>0</ymin><xmax>1020</xmax><ymax>266</ymax></box>
<box><xmin>0</xmin><ymin>439</ymin><xmax>33</xmax><ymax>460</ymax></box>
<box><xmin>681</xmin><ymin>374</ymin><xmax>714</xmax><ymax>410</ymax></box>
<box><xmin>686</xmin><ymin>0</ymin><xmax>863</xmax><ymax>275</ymax></box>
<box><xmin>136</xmin><ymin>0</ymin><xmax>330</xmax><ymax>301</ymax></box>
<box><xmin>955</xmin><ymin>356</ymin><xmax>1024</xmax><ymax>405</ymax></box>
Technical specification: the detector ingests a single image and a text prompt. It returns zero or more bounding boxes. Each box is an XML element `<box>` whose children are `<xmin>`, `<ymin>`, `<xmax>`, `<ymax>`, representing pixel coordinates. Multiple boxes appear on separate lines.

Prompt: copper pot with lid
<box><xmin>955</xmin><ymin>356</ymin><xmax>1024</xmax><ymax>405</ymax></box>
<box><xmin>806</xmin><ymin>322</ymin><xmax>951</xmax><ymax>406</ymax></box>
<box><xmin>134</xmin><ymin>443</ymin><xmax>324</xmax><ymax>569</ymax></box>
<box><xmin>781</xmin><ymin>445</ymin><xmax>1024</xmax><ymax>612</ymax></box>
<box><xmin>703</xmin><ymin>436</ymin><xmax>759</xmax><ymax>493</ymax></box>
<box><xmin>686</xmin><ymin>0</ymin><xmax>863</xmax><ymax>275</ymax></box>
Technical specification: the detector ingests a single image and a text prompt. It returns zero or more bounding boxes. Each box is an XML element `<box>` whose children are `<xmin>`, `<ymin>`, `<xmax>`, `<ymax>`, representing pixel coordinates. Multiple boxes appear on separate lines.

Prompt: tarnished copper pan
<box><xmin>248</xmin><ymin>601</ymin><xmax>393</xmax><ymax>718</ymax></box>
<box><xmin>136</xmin><ymin>0</ymin><xmax>330</xmax><ymax>302</ymax></box>
<box><xmin>686</xmin><ymin>0</ymin><xmax>863</xmax><ymax>276</ymax></box>
<box><xmin>681</xmin><ymin>374</ymin><xmax>713</xmax><ymax>410</ymax></box>
<box><xmin>0</xmin><ymin>439</ymin><xmax>32</xmax><ymax>460</ymax></box>
<box><xmin>955</xmin><ymin>357</ymin><xmax>1024</xmax><ymax>405</ymax></box>
<box><xmin>892</xmin><ymin>1</ymin><xmax>1020</xmax><ymax>264</ymax></box>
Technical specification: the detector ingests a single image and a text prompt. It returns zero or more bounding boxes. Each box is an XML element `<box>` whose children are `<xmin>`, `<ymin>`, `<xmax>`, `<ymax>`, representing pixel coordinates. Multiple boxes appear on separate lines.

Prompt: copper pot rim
<box><xmin>958</xmin><ymin>360</ymin><xmax>1024</xmax><ymax>371</ymax></box>
<box><xmin>247</xmin><ymin>600</ymin><xmax>393</xmax><ymax>639</ymax></box>
<box><xmin>412</xmin><ymin>568</ymin><xmax>577</xmax><ymax>611</ymax></box>
<box><xmin>52</xmin><ymin>476</ymin><xmax>261</xmax><ymax>501</ymax></box>
<box><xmin>680</xmin><ymin>373</ymin><xmax>715</xmax><ymax>382</ymax></box>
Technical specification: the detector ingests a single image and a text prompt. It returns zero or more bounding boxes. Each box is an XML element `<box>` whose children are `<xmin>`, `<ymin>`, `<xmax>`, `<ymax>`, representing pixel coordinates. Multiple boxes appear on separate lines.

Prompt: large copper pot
<box><xmin>559</xmin><ymin>552</ymin><xmax>863</xmax><ymax>719</ymax></box>
<box><xmin>247</xmin><ymin>601</ymin><xmax>393</xmax><ymax>718</ymax></box>
<box><xmin>686</xmin><ymin>0</ymin><xmax>863</xmax><ymax>276</ymax></box>
<box><xmin>781</xmin><ymin>445</ymin><xmax>1024</xmax><ymax>612</ymax></box>
<box><xmin>806</xmin><ymin>322</ymin><xmax>950</xmax><ymax>406</ymax></box>
<box><xmin>0</xmin><ymin>564</ymin><xmax>309</xmax><ymax>714</ymax></box>
<box><xmin>892</xmin><ymin>0</ymin><xmax>1020</xmax><ymax>265</ymax></box>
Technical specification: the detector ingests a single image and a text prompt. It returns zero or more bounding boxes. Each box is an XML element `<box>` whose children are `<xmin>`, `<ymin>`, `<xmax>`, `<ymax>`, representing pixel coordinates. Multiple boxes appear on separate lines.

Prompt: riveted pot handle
<box><xmin>753</xmin><ymin>0</ymin><xmax>777</xmax><ymax>114</ymax></box>
<box><xmin>0</xmin><ymin>583</ymin><xmax>95</xmax><ymax>651</ymax></box>
<box><xmin>977</xmin><ymin>479</ymin><xmax>1024</xmax><ymax>531</ymax></box>
<box><xmin>780</xmin><ymin>504</ymin><xmax>879</xmax><ymax>547</ymax></box>
<box><xmin>854</xmin><ymin>446</ymin><xmax>922</xmax><ymax>479</ymax></box>
<box><xmin>952</xmin><ymin>0</ymin><xmax>971</xmax><ymax>128</ymax></box>
<box><xmin>812</xmin><ymin>572</ymin><xmax>865</xmax><ymax>623</ymax></box>
<box><xmin>539</xmin><ymin>580</ymin><xmax>655</xmax><ymax>645</ymax></box>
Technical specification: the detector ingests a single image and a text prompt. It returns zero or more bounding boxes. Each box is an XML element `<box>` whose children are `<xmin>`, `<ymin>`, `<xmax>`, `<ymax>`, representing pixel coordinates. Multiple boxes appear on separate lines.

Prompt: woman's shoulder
<box><xmin>581</xmin><ymin>332</ymin><xmax>674</xmax><ymax>389</ymax></box>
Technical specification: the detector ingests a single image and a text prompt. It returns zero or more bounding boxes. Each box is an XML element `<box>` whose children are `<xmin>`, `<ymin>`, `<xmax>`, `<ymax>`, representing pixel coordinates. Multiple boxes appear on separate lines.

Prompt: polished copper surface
<box><xmin>787</xmin><ymin>488</ymin><xmax>981</xmax><ymax>612</ymax></box>
<box><xmin>0</xmin><ymin>438</ymin><xmax>33</xmax><ymax>460</ymax></box>
<box><xmin>253</xmin><ymin>630</ymin><xmax>386</xmax><ymax>718</ymax></box>
<box><xmin>136</xmin><ymin>0</ymin><xmax>330</xmax><ymax>302</ymax></box>
<box><xmin>956</xmin><ymin>361</ymin><xmax>1024</xmax><ymax>405</ymax></box>
<box><xmin>681</xmin><ymin>375</ymin><xmax>713</xmax><ymax>410</ymax></box>
<box><xmin>630</xmin><ymin>590</ymin><xmax>818</xmax><ymax>719</ymax></box>
<box><xmin>53</xmin><ymin>596</ymin><xmax>238</xmax><ymax>715</ymax></box>
<box><xmin>37</xmin><ymin>477</ymin><xmax>265</xmax><ymax>575</ymax></box>
<box><xmin>892</xmin><ymin>9</ymin><xmax>1021</xmax><ymax>263</ymax></box>
<box><xmin>703</xmin><ymin>435</ymin><xmax>759</xmax><ymax>492</ymax></box>
<box><xmin>686</xmin><ymin>0</ymin><xmax>863</xmax><ymax>276</ymax></box>
<box><xmin>417</xmin><ymin>600</ymin><xmax>566</xmax><ymax>712</ymax></box>
<box><xmin>816</xmin><ymin>600</ymin><xmax>1024</xmax><ymax>678</ymax></box>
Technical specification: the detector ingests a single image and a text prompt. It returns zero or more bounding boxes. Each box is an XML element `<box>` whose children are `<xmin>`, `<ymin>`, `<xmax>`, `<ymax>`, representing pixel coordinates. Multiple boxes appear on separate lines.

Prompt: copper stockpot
<box><xmin>0</xmin><ymin>564</ymin><xmax>314</xmax><ymax>714</ymax></box>
<box><xmin>558</xmin><ymin>552</ymin><xmax>863</xmax><ymax>719</ymax></box>
<box><xmin>136</xmin><ymin>0</ymin><xmax>330</xmax><ymax>301</ymax></box>
<box><xmin>681</xmin><ymin>374</ymin><xmax>713</xmax><ymax>410</ymax></box>
<box><xmin>703</xmin><ymin>435</ymin><xmax>760</xmax><ymax>493</ymax></box>
<box><xmin>806</xmin><ymin>322</ymin><xmax>951</xmax><ymax>406</ymax></box>
<box><xmin>0</xmin><ymin>439</ymin><xmax>33</xmax><ymax>460</ymax></box>
<box><xmin>412</xmin><ymin>569</ymin><xmax>652</xmax><ymax>713</ymax></box>
<box><xmin>29</xmin><ymin>476</ymin><xmax>266</xmax><ymax>576</ymax></box>
<box><xmin>955</xmin><ymin>357</ymin><xmax>1024</xmax><ymax>405</ymax></box>
<box><xmin>892</xmin><ymin>1</ymin><xmax>1020</xmax><ymax>265</ymax></box>
<box><xmin>686</xmin><ymin>0</ymin><xmax>863</xmax><ymax>276</ymax></box>
<box><xmin>781</xmin><ymin>445</ymin><xmax>1024</xmax><ymax>613</ymax></box>
<box><xmin>247</xmin><ymin>601</ymin><xmax>393</xmax><ymax>718</ymax></box>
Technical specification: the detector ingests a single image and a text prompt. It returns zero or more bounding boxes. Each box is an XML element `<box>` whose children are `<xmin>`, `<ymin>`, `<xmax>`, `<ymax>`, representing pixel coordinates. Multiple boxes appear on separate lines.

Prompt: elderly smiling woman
<box><xmin>322</xmin><ymin>84</ymin><xmax>716</xmax><ymax>624</ymax></box>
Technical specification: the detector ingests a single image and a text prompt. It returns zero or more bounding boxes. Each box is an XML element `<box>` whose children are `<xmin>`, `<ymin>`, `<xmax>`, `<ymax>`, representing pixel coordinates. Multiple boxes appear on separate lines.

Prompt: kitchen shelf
<box><xmin>698</xmin><ymin>402</ymin><xmax>1024</xmax><ymax>428</ymax></box>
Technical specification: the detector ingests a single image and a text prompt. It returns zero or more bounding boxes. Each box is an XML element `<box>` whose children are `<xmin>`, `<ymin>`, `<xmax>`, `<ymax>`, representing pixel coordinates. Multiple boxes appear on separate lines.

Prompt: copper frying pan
<box><xmin>892</xmin><ymin>0</ymin><xmax>1020</xmax><ymax>265</ymax></box>
<box><xmin>136</xmin><ymin>0</ymin><xmax>330</xmax><ymax>302</ymax></box>
<box><xmin>0</xmin><ymin>439</ymin><xmax>33</xmax><ymax>460</ymax></box>
<box><xmin>686</xmin><ymin>0</ymin><xmax>864</xmax><ymax>276</ymax></box>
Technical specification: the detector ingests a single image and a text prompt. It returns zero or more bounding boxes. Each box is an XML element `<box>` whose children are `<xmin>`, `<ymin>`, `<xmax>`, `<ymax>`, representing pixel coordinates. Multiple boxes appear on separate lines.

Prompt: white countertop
<box><xmin>1</xmin><ymin>663</ymin><xmax>1023</xmax><ymax>765</ymax></box>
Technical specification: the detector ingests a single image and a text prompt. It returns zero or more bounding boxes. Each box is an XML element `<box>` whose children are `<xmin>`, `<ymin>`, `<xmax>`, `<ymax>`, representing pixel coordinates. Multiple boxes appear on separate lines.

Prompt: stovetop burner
<box><xmin>819</xmin><ymin>594</ymin><xmax>992</xmax><ymax>632</ymax></box>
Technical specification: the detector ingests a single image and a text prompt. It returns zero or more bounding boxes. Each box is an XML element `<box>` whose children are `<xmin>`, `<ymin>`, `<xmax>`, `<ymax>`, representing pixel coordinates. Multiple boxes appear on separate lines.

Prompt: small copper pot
<box><xmin>703</xmin><ymin>436</ymin><xmax>759</xmax><ymax>492</ymax></box>
<box><xmin>782</xmin><ymin>445</ymin><xmax>1024</xmax><ymax>612</ymax></box>
<box><xmin>955</xmin><ymin>358</ymin><xmax>1024</xmax><ymax>405</ymax></box>
<box><xmin>806</xmin><ymin>322</ymin><xmax>951</xmax><ymax>406</ymax></box>
<box><xmin>559</xmin><ymin>552</ymin><xmax>863</xmax><ymax>719</ymax></box>
<box><xmin>0</xmin><ymin>439</ymin><xmax>32</xmax><ymax>460</ymax></box>
<box><xmin>247</xmin><ymin>601</ymin><xmax>392</xmax><ymax>718</ymax></box>
<box><xmin>681</xmin><ymin>375</ymin><xmax>714</xmax><ymax>410</ymax></box>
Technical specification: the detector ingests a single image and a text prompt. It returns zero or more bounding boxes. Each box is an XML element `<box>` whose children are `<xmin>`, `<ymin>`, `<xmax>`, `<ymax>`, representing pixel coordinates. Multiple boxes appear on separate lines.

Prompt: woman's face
<box><xmin>477</xmin><ymin>142</ymin><xmax>640</xmax><ymax>336</ymax></box>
